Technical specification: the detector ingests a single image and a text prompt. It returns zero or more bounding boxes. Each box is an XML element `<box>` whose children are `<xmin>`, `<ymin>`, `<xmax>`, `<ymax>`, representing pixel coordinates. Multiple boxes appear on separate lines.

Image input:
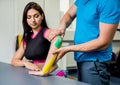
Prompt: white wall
<box><xmin>45</xmin><ymin>0</ymin><xmax>60</xmax><ymax>29</ymax></box>
<box><xmin>0</xmin><ymin>0</ymin><xmax>15</xmax><ymax>63</ymax></box>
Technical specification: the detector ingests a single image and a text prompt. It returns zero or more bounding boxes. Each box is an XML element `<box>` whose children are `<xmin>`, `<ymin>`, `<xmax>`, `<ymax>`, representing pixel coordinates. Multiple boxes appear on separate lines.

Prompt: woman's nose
<box><xmin>31</xmin><ymin>17</ymin><xmax>35</xmax><ymax>22</ymax></box>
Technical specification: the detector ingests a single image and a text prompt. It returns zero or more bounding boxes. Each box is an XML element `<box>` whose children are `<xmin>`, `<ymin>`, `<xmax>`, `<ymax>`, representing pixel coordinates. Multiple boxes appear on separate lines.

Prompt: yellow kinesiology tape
<box><xmin>42</xmin><ymin>35</ymin><xmax>62</xmax><ymax>75</ymax></box>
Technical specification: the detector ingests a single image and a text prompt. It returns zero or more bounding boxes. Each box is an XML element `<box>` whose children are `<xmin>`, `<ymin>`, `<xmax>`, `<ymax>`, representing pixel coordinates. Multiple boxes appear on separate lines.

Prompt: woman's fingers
<box><xmin>29</xmin><ymin>71</ymin><xmax>46</xmax><ymax>76</ymax></box>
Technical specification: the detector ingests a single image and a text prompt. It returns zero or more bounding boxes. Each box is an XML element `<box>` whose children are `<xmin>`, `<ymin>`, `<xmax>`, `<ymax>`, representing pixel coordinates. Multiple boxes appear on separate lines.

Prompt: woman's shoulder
<box><xmin>43</xmin><ymin>28</ymin><xmax>53</xmax><ymax>41</ymax></box>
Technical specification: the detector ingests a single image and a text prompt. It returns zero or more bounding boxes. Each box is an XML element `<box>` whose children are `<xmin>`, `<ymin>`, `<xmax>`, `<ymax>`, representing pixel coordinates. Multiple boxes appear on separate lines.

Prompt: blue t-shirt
<box><xmin>74</xmin><ymin>0</ymin><xmax>120</xmax><ymax>62</ymax></box>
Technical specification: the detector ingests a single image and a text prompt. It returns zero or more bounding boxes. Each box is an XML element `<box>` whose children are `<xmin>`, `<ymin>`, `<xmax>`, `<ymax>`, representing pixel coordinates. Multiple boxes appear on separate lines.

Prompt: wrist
<box><xmin>23</xmin><ymin>60</ymin><xmax>28</xmax><ymax>66</ymax></box>
<box><xmin>59</xmin><ymin>24</ymin><xmax>66</xmax><ymax>32</ymax></box>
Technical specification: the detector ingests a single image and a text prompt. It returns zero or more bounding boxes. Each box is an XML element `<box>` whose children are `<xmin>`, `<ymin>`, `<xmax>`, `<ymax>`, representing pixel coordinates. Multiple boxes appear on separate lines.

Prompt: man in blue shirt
<box><xmin>50</xmin><ymin>0</ymin><xmax>119</xmax><ymax>85</ymax></box>
<box><xmin>50</xmin><ymin>0</ymin><xmax>120</xmax><ymax>85</ymax></box>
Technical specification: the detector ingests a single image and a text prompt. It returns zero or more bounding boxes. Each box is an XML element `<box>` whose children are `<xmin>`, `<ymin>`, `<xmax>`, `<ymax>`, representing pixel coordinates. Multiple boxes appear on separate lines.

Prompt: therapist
<box><xmin>49</xmin><ymin>0</ymin><xmax>120</xmax><ymax>85</ymax></box>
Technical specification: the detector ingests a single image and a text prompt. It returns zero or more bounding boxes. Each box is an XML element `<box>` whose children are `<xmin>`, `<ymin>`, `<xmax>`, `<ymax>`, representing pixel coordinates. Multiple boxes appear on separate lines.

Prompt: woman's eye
<box><xmin>27</xmin><ymin>15</ymin><xmax>31</xmax><ymax>19</ymax></box>
<box><xmin>34</xmin><ymin>14</ymin><xmax>39</xmax><ymax>18</ymax></box>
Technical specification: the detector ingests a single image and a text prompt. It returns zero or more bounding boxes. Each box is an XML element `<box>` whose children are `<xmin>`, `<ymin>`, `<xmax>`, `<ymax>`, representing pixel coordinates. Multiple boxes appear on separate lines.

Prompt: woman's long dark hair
<box><xmin>22</xmin><ymin>2</ymin><xmax>48</xmax><ymax>43</ymax></box>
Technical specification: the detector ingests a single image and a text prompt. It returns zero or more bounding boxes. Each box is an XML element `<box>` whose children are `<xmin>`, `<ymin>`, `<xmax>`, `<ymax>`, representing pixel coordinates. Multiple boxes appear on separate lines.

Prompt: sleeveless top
<box><xmin>24</xmin><ymin>28</ymin><xmax>50</xmax><ymax>60</ymax></box>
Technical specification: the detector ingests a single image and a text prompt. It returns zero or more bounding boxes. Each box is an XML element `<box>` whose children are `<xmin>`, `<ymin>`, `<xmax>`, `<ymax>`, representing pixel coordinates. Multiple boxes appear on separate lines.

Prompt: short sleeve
<box><xmin>74</xmin><ymin>0</ymin><xmax>79</xmax><ymax>7</ymax></box>
<box><xmin>99</xmin><ymin>0</ymin><xmax>120</xmax><ymax>24</ymax></box>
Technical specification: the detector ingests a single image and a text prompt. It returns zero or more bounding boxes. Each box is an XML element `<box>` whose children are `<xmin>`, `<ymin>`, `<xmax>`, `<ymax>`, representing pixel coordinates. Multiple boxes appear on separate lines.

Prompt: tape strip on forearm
<box><xmin>42</xmin><ymin>35</ymin><xmax>62</xmax><ymax>75</ymax></box>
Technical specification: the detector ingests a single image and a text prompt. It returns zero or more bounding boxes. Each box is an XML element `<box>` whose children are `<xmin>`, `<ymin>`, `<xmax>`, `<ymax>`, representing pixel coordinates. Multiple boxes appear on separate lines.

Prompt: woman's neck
<box><xmin>32</xmin><ymin>26</ymin><xmax>42</xmax><ymax>34</ymax></box>
<box><xmin>32</xmin><ymin>26</ymin><xmax>42</xmax><ymax>38</ymax></box>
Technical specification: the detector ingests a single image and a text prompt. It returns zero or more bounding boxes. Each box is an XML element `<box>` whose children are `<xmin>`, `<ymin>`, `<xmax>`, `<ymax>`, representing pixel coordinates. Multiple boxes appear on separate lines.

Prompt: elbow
<box><xmin>11</xmin><ymin>60</ymin><xmax>15</xmax><ymax>66</ymax></box>
<box><xmin>11</xmin><ymin>59</ymin><xmax>17</xmax><ymax>66</ymax></box>
<box><xmin>100</xmin><ymin>42</ymin><xmax>111</xmax><ymax>50</ymax></box>
<box><xmin>97</xmin><ymin>37</ymin><xmax>112</xmax><ymax>50</ymax></box>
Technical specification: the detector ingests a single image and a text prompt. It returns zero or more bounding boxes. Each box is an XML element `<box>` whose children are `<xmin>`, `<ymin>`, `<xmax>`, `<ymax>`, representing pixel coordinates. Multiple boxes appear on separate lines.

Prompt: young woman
<box><xmin>11</xmin><ymin>2</ymin><xmax>65</xmax><ymax>77</ymax></box>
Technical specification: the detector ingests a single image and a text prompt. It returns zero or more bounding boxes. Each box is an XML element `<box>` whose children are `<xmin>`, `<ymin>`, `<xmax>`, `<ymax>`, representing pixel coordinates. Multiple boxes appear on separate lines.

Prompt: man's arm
<box><xmin>59</xmin><ymin>4</ymin><xmax>77</xmax><ymax>30</ymax></box>
<box><xmin>54</xmin><ymin>23</ymin><xmax>119</xmax><ymax>61</ymax></box>
<box><xmin>48</xmin><ymin>4</ymin><xmax>77</xmax><ymax>41</ymax></box>
<box><xmin>62</xmin><ymin>23</ymin><xmax>119</xmax><ymax>53</ymax></box>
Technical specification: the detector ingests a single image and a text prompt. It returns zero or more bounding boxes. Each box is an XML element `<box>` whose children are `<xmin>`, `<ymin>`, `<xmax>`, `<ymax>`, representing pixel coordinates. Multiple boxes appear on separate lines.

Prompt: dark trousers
<box><xmin>77</xmin><ymin>61</ymin><xmax>110</xmax><ymax>85</ymax></box>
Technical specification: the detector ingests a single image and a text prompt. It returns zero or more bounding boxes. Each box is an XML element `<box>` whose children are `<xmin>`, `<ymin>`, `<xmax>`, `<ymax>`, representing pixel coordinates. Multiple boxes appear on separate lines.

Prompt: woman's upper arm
<box><xmin>44</xmin><ymin>29</ymin><xmax>52</xmax><ymax>41</ymax></box>
<box><xmin>12</xmin><ymin>42</ymin><xmax>25</xmax><ymax>60</ymax></box>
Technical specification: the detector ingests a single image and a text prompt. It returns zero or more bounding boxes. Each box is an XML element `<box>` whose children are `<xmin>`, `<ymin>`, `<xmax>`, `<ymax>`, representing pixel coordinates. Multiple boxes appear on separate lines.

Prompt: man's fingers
<box><xmin>48</xmin><ymin>29</ymin><xmax>64</xmax><ymax>41</ymax></box>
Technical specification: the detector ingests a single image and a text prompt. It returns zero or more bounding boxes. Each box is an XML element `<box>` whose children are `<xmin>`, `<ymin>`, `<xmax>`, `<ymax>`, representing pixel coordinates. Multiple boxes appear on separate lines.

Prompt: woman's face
<box><xmin>27</xmin><ymin>8</ymin><xmax>43</xmax><ymax>29</ymax></box>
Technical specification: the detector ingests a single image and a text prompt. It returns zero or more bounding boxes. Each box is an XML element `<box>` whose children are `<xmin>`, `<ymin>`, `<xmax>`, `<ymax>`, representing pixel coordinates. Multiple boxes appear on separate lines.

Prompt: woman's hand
<box><xmin>23</xmin><ymin>61</ymin><xmax>40</xmax><ymax>71</ymax></box>
<box><xmin>29</xmin><ymin>70</ymin><xmax>46</xmax><ymax>76</ymax></box>
<box><xmin>29</xmin><ymin>64</ymin><xmax>58</xmax><ymax>76</ymax></box>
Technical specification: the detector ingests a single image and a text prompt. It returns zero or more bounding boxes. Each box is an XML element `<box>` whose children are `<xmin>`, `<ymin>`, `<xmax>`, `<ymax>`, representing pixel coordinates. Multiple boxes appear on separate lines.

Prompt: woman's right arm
<box><xmin>11</xmin><ymin>42</ymin><xmax>41</xmax><ymax>71</ymax></box>
<box><xmin>11</xmin><ymin>42</ymin><xmax>26</xmax><ymax>66</ymax></box>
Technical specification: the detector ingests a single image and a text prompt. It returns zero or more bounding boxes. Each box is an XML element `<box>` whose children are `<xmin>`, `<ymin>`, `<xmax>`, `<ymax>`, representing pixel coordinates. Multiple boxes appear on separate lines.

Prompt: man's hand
<box><xmin>48</xmin><ymin>29</ymin><xmax>65</xmax><ymax>41</ymax></box>
<box><xmin>53</xmin><ymin>46</ymin><xmax>70</xmax><ymax>62</ymax></box>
